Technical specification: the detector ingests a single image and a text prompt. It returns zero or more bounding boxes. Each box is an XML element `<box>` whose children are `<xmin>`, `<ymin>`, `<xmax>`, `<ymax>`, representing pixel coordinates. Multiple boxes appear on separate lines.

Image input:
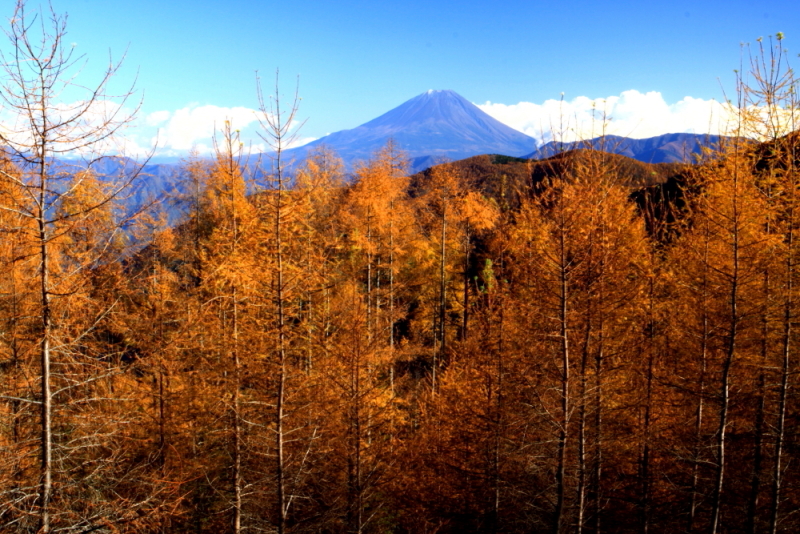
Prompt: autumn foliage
<box><xmin>3</xmin><ymin>4</ymin><xmax>800</xmax><ymax>532</ymax></box>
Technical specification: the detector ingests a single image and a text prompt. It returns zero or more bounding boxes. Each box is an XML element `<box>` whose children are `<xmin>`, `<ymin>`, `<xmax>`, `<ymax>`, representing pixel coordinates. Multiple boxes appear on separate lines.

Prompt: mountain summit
<box><xmin>290</xmin><ymin>90</ymin><xmax>537</xmax><ymax>171</ymax></box>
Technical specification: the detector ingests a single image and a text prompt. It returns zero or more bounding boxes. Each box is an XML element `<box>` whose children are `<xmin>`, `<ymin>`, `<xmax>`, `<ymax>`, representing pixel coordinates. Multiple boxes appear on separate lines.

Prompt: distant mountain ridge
<box><xmin>529</xmin><ymin>133</ymin><xmax>728</xmax><ymax>164</ymax></box>
<box><xmin>30</xmin><ymin>93</ymin><xmax>736</xmax><ymax>221</ymax></box>
<box><xmin>283</xmin><ymin>89</ymin><xmax>538</xmax><ymax>172</ymax></box>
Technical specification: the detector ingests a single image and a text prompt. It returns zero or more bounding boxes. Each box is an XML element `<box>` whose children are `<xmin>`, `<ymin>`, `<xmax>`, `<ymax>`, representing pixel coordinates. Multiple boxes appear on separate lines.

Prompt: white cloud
<box><xmin>0</xmin><ymin>99</ymin><xmax>316</xmax><ymax>160</ymax></box>
<box><xmin>146</xmin><ymin>110</ymin><xmax>171</xmax><ymax>126</ymax></box>
<box><xmin>0</xmin><ymin>98</ymin><xmax>148</xmax><ymax>158</ymax></box>
<box><xmin>152</xmin><ymin>104</ymin><xmax>261</xmax><ymax>152</ymax></box>
<box><xmin>11</xmin><ymin>91</ymin><xmax>786</xmax><ymax>161</ymax></box>
<box><xmin>143</xmin><ymin>105</ymin><xmax>316</xmax><ymax>156</ymax></box>
<box><xmin>477</xmin><ymin>90</ymin><xmax>738</xmax><ymax>145</ymax></box>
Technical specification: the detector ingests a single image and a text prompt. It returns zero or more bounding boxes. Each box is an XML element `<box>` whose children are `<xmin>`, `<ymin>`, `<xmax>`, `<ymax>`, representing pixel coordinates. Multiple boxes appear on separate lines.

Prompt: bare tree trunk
<box><xmin>9</xmin><ymin>272</ymin><xmax>23</xmax><ymax>483</ymax></box>
<box><xmin>150</xmin><ymin>247</ymin><xmax>169</xmax><ymax>473</ymax></box>
<box><xmin>305</xmin><ymin>211</ymin><xmax>314</xmax><ymax>373</ymax></box>
<box><xmin>366</xmin><ymin>207</ymin><xmax>373</xmax><ymax>344</ymax></box>
<box><xmin>710</xmin><ymin>222</ymin><xmax>739</xmax><ymax>534</ymax></box>
<box><xmin>232</xmin><ymin>293</ymin><xmax>242</xmax><ymax>534</ymax></box>
<box><xmin>257</xmin><ymin>72</ymin><xmax>303</xmax><ymax>534</ymax></box>
<box><xmin>37</xmin><ymin>160</ymin><xmax>53</xmax><ymax>533</ymax></box>
<box><xmin>639</xmin><ymin>277</ymin><xmax>655</xmax><ymax>534</ymax></box>
<box><xmin>490</xmin><ymin>301</ymin><xmax>506</xmax><ymax>534</ymax></box>
<box><xmin>747</xmin><ymin>270</ymin><xmax>771</xmax><ymax>534</ymax></box>
<box><xmin>592</xmin><ymin>323</ymin><xmax>604</xmax><ymax>534</ymax></box>
<box><xmin>689</xmin><ymin>228</ymin><xmax>711</xmax><ymax>533</ymax></box>
<box><xmin>554</xmin><ymin>225</ymin><xmax>570</xmax><ymax>534</ymax></box>
<box><xmin>275</xmin><ymin>154</ymin><xmax>288</xmax><ymax>534</ymax></box>
<box><xmin>0</xmin><ymin>5</ymin><xmax>139</xmax><ymax>527</ymax></box>
<box><xmin>689</xmin><ymin>320</ymin><xmax>709</xmax><ymax>532</ymax></box>
<box><xmin>462</xmin><ymin>231</ymin><xmax>470</xmax><ymax>342</ymax></box>
<box><xmin>577</xmin><ymin>312</ymin><xmax>592</xmax><ymax>534</ymax></box>
<box><xmin>354</xmin><ymin>343</ymin><xmax>363</xmax><ymax>534</ymax></box>
<box><xmin>434</xmin><ymin>206</ymin><xmax>447</xmax><ymax>394</ymax></box>
<box><xmin>389</xmin><ymin>200</ymin><xmax>395</xmax><ymax>397</ymax></box>
<box><xmin>158</xmin><ymin>363</ymin><xmax>167</xmax><ymax>468</ymax></box>
<box><xmin>769</xmin><ymin>221</ymin><xmax>793</xmax><ymax>534</ymax></box>
<box><xmin>593</xmin><ymin>242</ymin><xmax>607</xmax><ymax>534</ymax></box>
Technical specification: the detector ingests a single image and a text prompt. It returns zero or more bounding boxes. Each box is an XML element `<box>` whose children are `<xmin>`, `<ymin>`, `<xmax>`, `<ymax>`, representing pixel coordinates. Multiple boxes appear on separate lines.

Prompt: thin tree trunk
<box><xmin>9</xmin><ymin>270</ymin><xmax>23</xmax><ymax>484</ymax></box>
<box><xmin>577</xmin><ymin>308</ymin><xmax>592</xmax><ymax>534</ymax></box>
<box><xmin>689</xmin><ymin>320</ymin><xmax>709</xmax><ymax>532</ymax></box>
<box><xmin>593</xmin><ymin>234</ymin><xmax>607</xmax><ymax>534</ymax></box>
<box><xmin>275</xmin><ymin>168</ymin><xmax>288</xmax><ymax>534</ymax></box>
<box><xmin>462</xmin><ymin>231</ymin><xmax>470</xmax><ymax>342</ymax></box>
<box><xmin>389</xmin><ymin>200</ymin><xmax>395</xmax><ymax>397</ymax></box>
<box><xmin>710</xmin><ymin>219</ymin><xmax>739</xmax><ymax>534</ymax></box>
<box><xmin>348</xmin><ymin>313</ymin><xmax>364</xmax><ymax>534</ymax></box>
<box><xmin>434</xmin><ymin>206</ymin><xmax>447</xmax><ymax>394</ymax></box>
<box><xmin>490</xmin><ymin>301</ymin><xmax>505</xmax><ymax>534</ymax></box>
<box><xmin>747</xmin><ymin>270</ymin><xmax>770</xmax><ymax>534</ymax></box>
<box><xmin>232</xmin><ymin>293</ymin><xmax>242</xmax><ymax>534</ymax></box>
<box><xmin>769</xmin><ymin>221</ymin><xmax>793</xmax><ymax>534</ymax></box>
<box><xmin>153</xmin><ymin>254</ymin><xmax>169</xmax><ymax>473</ymax></box>
<box><xmin>38</xmin><ymin>150</ymin><xmax>53</xmax><ymax>534</ymax></box>
<box><xmin>305</xmin><ymin>212</ymin><xmax>314</xmax><ymax>373</ymax></box>
<box><xmin>256</xmin><ymin>73</ymin><xmax>303</xmax><ymax>533</ymax></box>
<box><xmin>366</xmin><ymin>207</ymin><xmax>373</xmax><ymax>344</ymax></box>
<box><xmin>592</xmin><ymin>324</ymin><xmax>604</xmax><ymax>534</ymax></box>
<box><xmin>554</xmin><ymin>224</ymin><xmax>570</xmax><ymax>534</ymax></box>
<box><xmin>158</xmin><ymin>364</ymin><xmax>166</xmax><ymax>467</ymax></box>
<box><xmin>640</xmin><ymin>277</ymin><xmax>655</xmax><ymax>534</ymax></box>
<box><xmin>689</xmin><ymin>228</ymin><xmax>710</xmax><ymax>533</ymax></box>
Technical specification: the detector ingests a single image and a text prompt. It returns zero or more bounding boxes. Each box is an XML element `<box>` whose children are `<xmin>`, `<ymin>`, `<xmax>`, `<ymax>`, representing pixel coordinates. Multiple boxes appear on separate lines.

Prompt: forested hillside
<box><xmin>2</xmin><ymin>3</ymin><xmax>800</xmax><ymax>533</ymax></box>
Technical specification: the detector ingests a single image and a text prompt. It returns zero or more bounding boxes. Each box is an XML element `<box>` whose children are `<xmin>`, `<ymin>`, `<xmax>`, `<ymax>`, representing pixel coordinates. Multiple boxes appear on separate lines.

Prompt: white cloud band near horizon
<box><xmin>142</xmin><ymin>104</ymin><xmax>316</xmax><ymax>157</ymax></box>
<box><xmin>477</xmin><ymin>90</ymin><xmax>737</xmax><ymax>145</ymax></box>
<box><xmin>147</xmin><ymin>91</ymin><xmax>740</xmax><ymax>157</ymax></box>
<box><xmin>0</xmin><ymin>102</ymin><xmax>316</xmax><ymax>160</ymax></box>
<box><xmin>2</xmin><ymin>90</ymin><xmax>786</xmax><ymax>159</ymax></box>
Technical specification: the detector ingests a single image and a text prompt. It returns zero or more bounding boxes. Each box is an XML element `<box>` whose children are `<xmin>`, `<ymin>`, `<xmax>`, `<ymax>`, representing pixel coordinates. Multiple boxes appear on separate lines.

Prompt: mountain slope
<box><xmin>528</xmin><ymin>133</ymin><xmax>729</xmax><ymax>164</ymax></box>
<box><xmin>285</xmin><ymin>90</ymin><xmax>537</xmax><ymax>171</ymax></box>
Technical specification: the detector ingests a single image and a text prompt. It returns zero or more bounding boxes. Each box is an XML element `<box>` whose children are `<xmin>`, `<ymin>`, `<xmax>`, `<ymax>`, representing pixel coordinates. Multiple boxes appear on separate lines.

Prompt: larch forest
<box><xmin>2</xmin><ymin>3</ymin><xmax>800</xmax><ymax>534</ymax></box>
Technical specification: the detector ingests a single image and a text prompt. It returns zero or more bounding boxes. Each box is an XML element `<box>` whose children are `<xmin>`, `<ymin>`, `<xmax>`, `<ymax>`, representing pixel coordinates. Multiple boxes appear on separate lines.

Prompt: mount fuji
<box><xmin>284</xmin><ymin>89</ymin><xmax>538</xmax><ymax>172</ymax></box>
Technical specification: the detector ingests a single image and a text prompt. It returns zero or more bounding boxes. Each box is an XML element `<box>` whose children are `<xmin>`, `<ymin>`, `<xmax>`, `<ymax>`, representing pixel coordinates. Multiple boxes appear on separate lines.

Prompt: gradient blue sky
<box><xmin>5</xmin><ymin>0</ymin><xmax>800</xmax><ymax>156</ymax></box>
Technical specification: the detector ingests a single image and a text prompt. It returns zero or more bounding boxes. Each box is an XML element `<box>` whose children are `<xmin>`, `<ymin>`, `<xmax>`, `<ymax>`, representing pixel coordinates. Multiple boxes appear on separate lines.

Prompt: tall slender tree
<box><xmin>0</xmin><ymin>3</ymin><xmax>174</xmax><ymax>532</ymax></box>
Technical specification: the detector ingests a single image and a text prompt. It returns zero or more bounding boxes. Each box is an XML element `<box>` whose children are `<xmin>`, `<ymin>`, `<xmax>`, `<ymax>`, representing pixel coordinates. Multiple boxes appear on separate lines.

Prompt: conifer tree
<box><xmin>0</xmin><ymin>3</ymin><xmax>173</xmax><ymax>531</ymax></box>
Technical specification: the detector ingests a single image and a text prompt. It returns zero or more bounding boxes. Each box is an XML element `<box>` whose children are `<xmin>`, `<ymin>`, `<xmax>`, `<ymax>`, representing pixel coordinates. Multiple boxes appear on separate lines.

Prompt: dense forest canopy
<box><xmin>2</xmin><ymin>3</ymin><xmax>800</xmax><ymax>533</ymax></box>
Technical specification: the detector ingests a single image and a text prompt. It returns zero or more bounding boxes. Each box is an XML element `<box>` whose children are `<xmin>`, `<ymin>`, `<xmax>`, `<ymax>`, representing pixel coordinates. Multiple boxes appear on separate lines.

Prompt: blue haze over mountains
<box><xmin>529</xmin><ymin>133</ymin><xmax>727</xmax><ymax>165</ymax></box>
<box><xmin>53</xmin><ymin>90</ymin><xmax>728</xmax><ymax>216</ymax></box>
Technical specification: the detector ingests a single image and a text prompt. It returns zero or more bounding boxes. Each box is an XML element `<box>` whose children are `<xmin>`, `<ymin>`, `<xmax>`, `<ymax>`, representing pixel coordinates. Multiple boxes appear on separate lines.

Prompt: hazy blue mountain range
<box><xmin>528</xmin><ymin>133</ymin><xmax>728</xmax><ymax>164</ymax></box>
<box><xmin>23</xmin><ymin>91</ymin><xmax>734</xmax><ymax>221</ymax></box>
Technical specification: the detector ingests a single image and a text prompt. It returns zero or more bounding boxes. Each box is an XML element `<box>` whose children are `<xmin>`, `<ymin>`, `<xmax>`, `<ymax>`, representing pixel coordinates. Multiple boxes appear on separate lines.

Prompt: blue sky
<box><xmin>4</xmin><ymin>0</ymin><xmax>799</xmax><ymax>157</ymax></box>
